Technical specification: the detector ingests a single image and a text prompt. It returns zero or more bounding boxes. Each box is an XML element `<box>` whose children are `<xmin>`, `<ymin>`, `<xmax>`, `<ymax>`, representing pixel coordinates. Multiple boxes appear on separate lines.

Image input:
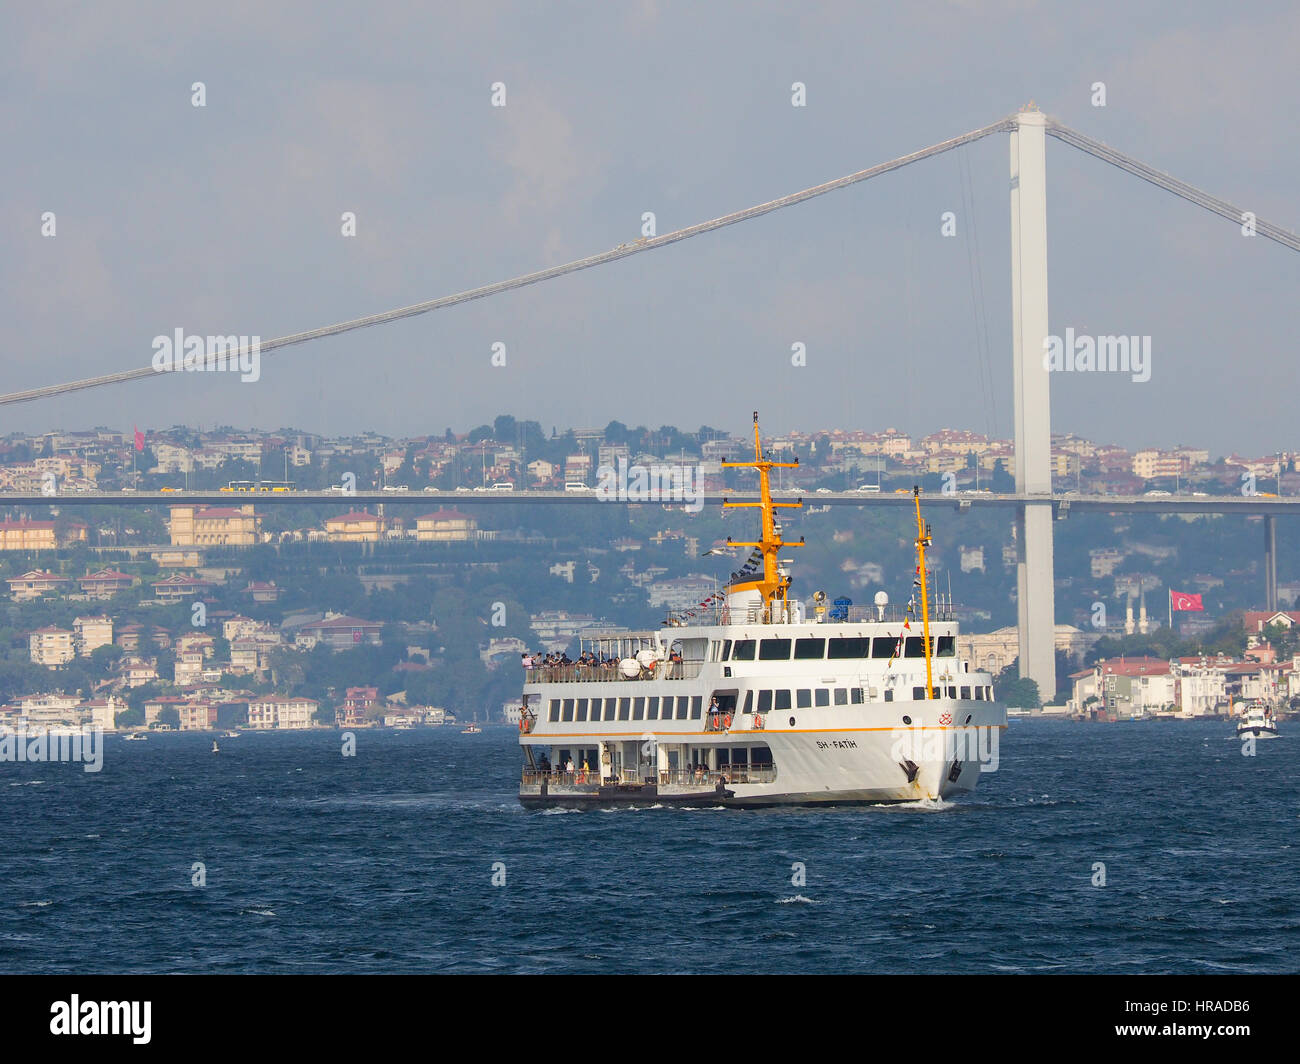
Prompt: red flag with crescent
<box><xmin>1170</xmin><ymin>590</ymin><xmax>1203</xmax><ymax>612</ymax></box>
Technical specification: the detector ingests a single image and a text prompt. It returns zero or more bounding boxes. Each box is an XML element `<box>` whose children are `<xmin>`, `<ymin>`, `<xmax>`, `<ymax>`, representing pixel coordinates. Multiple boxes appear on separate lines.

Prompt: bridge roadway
<box><xmin>5</xmin><ymin>489</ymin><xmax>1298</xmax><ymax>516</ymax></box>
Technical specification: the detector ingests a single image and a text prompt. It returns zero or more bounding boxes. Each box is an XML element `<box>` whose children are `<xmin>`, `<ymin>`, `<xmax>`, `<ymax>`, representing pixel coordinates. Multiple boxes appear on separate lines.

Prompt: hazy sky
<box><xmin>3</xmin><ymin>1</ymin><xmax>1297</xmax><ymax>457</ymax></box>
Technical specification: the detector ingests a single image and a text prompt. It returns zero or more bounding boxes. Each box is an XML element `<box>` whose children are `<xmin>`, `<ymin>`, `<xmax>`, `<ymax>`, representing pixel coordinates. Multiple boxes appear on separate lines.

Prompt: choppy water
<box><xmin>1</xmin><ymin>721</ymin><xmax>1295</xmax><ymax>973</ymax></box>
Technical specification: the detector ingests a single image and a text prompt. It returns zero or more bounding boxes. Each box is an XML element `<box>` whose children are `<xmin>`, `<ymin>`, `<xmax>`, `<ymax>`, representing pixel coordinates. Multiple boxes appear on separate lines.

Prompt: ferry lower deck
<box><xmin>519</xmin><ymin>696</ymin><xmax>1005</xmax><ymax>807</ymax></box>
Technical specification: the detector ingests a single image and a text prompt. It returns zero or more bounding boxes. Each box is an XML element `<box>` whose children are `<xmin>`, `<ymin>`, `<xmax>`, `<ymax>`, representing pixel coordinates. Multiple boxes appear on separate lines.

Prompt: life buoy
<box><xmin>722</xmin><ymin>713</ymin><xmax>732</xmax><ymax>729</ymax></box>
<box><xmin>754</xmin><ymin>714</ymin><xmax>765</xmax><ymax>730</ymax></box>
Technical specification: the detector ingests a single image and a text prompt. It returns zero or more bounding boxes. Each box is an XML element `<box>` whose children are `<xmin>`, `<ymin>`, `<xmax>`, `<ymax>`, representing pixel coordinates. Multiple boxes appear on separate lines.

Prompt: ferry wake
<box><xmin>515</xmin><ymin>412</ymin><xmax>1007</xmax><ymax>808</ymax></box>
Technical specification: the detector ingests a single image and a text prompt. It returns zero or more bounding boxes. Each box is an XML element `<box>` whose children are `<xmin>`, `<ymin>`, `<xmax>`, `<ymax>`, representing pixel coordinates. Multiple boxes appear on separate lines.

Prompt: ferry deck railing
<box><xmin>520</xmin><ymin>766</ymin><xmax>777</xmax><ymax>789</ymax></box>
<box><xmin>526</xmin><ymin>660</ymin><xmax>705</xmax><ymax>684</ymax></box>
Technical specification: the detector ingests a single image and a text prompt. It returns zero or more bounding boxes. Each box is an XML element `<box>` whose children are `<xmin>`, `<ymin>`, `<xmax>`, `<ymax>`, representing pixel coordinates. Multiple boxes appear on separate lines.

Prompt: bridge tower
<box><xmin>1009</xmin><ymin>108</ymin><xmax>1057</xmax><ymax>700</ymax></box>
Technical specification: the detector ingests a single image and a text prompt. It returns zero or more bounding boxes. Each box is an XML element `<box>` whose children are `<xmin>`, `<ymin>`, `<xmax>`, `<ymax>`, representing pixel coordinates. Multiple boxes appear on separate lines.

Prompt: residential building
<box><xmin>177</xmin><ymin>701</ymin><xmax>218</xmax><ymax>731</ymax></box>
<box><xmin>168</xmin><ymin>505</ymin><xmax>260</xmax><ymax>546</ymax></box>
<box><xmin>248</xmin><ymin>697</ymin><xmax>319</xmax><ymax>730</ymax></box>
<box><xmin>7</xmin><ymin>569</ymin><xmax>69</xmax><ymax>602</ymax></box>
<box><xmin>116</xmin><ymin>656</ymin><xmax>159</xmax><ymax>687</ymax></box>
<box><xmin>151</xmin><ymin>574</ymin><xmax>215</xmax><ymax>602</ymax></box>
<box><xmin>80</xmin><ymin>568</ymin><xmax>134</xmax><ymax>599</ymax></box>
<box><xmin>29</xmin><ymin>626</ymin><xmax>75</xmax><ymax>667</ymax></box>
<box><xmin>73</xmin><ymin>616</ymin><xmax>113</xmax><ymax>656</ymax></box>
<box><xmin>337</xmin><ymin>686</ymin><xmax>379</xmax><ymax>727</ymax></box>
<box><xmin>413</xmin><ymin>509</ymin><xmax>477</xmax><ymax>542</ymax></box>
<box><xmin>0</xmin><ymin>519</ymin><xmax>58</xmax><ymax>551</ymax></box>
<box><xmin>324</xmin><ymin>510</ymin><xmax>386</xmax><ymax>542</ymax></box>
<box><xmin>1132</xmin><ymin>449</ymin><xmax>1189</xmax><ymax>480</ymax></box>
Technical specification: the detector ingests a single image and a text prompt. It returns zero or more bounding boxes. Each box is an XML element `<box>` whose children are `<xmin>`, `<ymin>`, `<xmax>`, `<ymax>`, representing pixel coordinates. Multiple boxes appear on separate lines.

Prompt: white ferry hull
<box><xmin>520</xmin><ymin>697</ymin><xmax>1005</xmax><ymax>808</ymax></box>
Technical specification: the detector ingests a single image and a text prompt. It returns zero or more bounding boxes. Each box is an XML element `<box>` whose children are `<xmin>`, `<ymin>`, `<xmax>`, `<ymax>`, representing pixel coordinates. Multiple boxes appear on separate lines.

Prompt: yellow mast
<box><xmin>722</xmin><ymin>411</ymin><xmax>803</xmax><ymax>622</ymax></box>
<box><xmin>914</xmin><ymin>486</ymin><xmax>934</xmax><ymax>699</ymax></box>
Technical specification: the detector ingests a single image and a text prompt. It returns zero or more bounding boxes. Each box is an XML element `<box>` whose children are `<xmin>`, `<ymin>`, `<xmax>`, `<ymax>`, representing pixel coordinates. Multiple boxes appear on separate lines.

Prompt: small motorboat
<box><xmin>460</xmin><ymin>724</ymin><xmax>482</xmax><ymax>734</ymax></box>
<box><xmin>122</xmin><ymin>733</ymin><xmax>148</xmax><ymax>742</ymax></box>
<box><xmin>1235</xmin><ymin>700</ymin><xmax>1279</xmax><ymax>740</ymax></box>
<box><xmin>222</xmin><ymin>731</ymin><xmax>240</xmax><ymax>738</ymax></box>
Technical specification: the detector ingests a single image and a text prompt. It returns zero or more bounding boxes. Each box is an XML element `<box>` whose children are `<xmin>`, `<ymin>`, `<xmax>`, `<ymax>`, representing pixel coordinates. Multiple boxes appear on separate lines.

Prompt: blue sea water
<box><xmin>1</xmin><ymin>720</ymin><xmax>1296</xmax><ymax>974</ymax></box>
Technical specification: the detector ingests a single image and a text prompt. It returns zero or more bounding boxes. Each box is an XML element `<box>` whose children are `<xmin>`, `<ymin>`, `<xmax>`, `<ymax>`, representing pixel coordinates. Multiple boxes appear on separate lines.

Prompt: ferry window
<box><xmin>904</xmin><ymin>637</ymin><xmax>926</xmax><ymax>658</ymax></box>
<box><xmin>561</xmin><ymin>699</ymin><xmax>574</xmax><ymax>722</ymax></box>
<box><xmin>960</xmin><ymin>687</ymin><xmax>971</xmax><ymax>700</ymax></box>
<box><xmin>632</xmin><ymin>698</ymin><xmax>645</xmax><ymax>720</ymax></box>
<box><xmin>659</xmin><ymin>696</ymin><xmax>672</xmax><ymax>719</ymax></box>
<box><xmin>741</xmin><ymin>691</ymin><xmax>753</xmax><ymax>714</ymax></box>
<box><xmin>912</xmin><ymin>687</ymin><xmax>925</xmax><ymax>700</ymax></box>
<box><xmin>576</xmin><ymin>698</ymin><xmax>588</xmax><ymax>722</ymax></box>
<box><xmin>936</xmin><ymin>635</ymin><xmax>956</xmax><ymax>657</ymax></box>
<box><xmin>814</xmin><ymin>688</ymin><xmax>829</xmax><ymax>707</ymax></box>
<box><xmin>759</xmin><ymin>638</ymin><xmax>792</xmax><ymax>660</ymax></box>
<box><xmin>690</xmin><ymin>696</ymin><xmax>703</xmax><ymax>719</ymax></box>
<box><xmin>834</xmin><ymin>688</ymin><xmax>848</xmax><ymax>705</ymax></box>
<box><xmin>593</xmin><ymin>698</ymin><xmax>606</xmax><ymax>722</ymax></box>
<box><xmin>851</xmin><ymin>688</ymin><xmax>864</xmax><ymax>704</ymax></box>
<box><xmin>946</xmin><ymin>687</ymin><xmax>957</xmax><ymax>699</ymax></box>
<box><xmin>884</xmin><ymin>689</ymin><xmax>894</xmax><ymax>702</ymax></box>
<box><xmin>796</xmin><ymin>689</ymin><xmax>812</xmax><ymax>709</ymax></box>
<box><xmin>678</xmin><ymin>697</ymin><xmax>691</xmax><ymax>721</ymax></box>
<box><xmin>647</xmin><ymin>696</ymin><xmax>659</xmax><ymax>720</ymax></box>
<box><xmin>871</xmin><ymin>637</ymin><xmax>896</xmax><ymax>659</ymax></box>
<box><xmin>828</xmin><ymin>637</ymin><xmax>870</xmax><ymax>658</ymax></box>
<box><xmin>732</xmin><ymin>640</ymin><xmax>756</xmax><ymax>661</ymax></box>
<box><xmin>774</xmin><ymin>690</ymin><xmax>792</xmax><ymax>711</ymax></box>
<box><xmin>986</xmin><ymin>686</ymin><xmax>993</xmax><ymax>700</ymax></box>
<box><xmin>794</xmin><ymin>638</ymin><xmax>825</xmax><ymax>660</ymax></box>
<box><xmin>548</xmin><ymin>699</ymin><xmax>561</xmax><ymax>722</ymax></box>
<box><xmin>721</xmin><ymin>640</ymin><xmax>732</xmax><ymax>661</ymax></box>
<box><xmin>757</xmin><ymin>690</ymin><xmax>773</xmax><ymax>713</ymax></box>
<box><xmin>618</xmin><ymin>697</ymin><xmax>631</xmax><ymax>720</ymax></box>
<box><xmin>974</xmin><ymin>687</ymin><xmax>984</xmax><ymax>701</ymax></box>
<box><xmin>751</xmin><ymin>745</ymin><xmax>773</xmax><ymax>766</ymax></box>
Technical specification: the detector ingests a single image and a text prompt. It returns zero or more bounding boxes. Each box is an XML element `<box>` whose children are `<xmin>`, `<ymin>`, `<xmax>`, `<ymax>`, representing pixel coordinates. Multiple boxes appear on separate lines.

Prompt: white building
<box><xmin>73</xmin><ymin>616</ymin><xmax>113</xmax><ymax>657</ymax></box>
<box><xmin>247</xmin><ymin>697</ymin><xmax>319</xmax><ymax>730</ymax></box>
<box><xmin>30</xmin><ymin>627</ymin><xmax>75</xmax><ymax>668</ymax></box>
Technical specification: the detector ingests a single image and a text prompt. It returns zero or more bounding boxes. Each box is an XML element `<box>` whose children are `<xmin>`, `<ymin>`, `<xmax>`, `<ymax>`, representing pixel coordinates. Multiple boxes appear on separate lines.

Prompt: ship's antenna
<box><xmin>721</xmin><ymin>411</ymin><xmax>803</xmax><ymax>623</ymax></box>
<box><xmin>914</xmin><ymin>486</ymin><xmax>934</xmax><ymax>699</ymax></box>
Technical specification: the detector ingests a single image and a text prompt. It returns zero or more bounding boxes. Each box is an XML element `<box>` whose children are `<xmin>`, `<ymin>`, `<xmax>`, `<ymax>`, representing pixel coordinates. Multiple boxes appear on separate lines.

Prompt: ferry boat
<box><xmin>1235</xmin><ymin>699</ymin><xmax>1278</xmax><ymax>740</ymax></box>
<box><xmin>515</xmin><ymin>412</ymin><xmax>1006</xmax><ymax>808</ymax></box>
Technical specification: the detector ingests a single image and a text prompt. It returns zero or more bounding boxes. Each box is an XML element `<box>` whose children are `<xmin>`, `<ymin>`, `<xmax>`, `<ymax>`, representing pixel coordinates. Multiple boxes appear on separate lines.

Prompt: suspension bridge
<box><xmin>3</xmin><ymin>105</ymin><xmax>1298</xmax><ymax>697</ymax></box>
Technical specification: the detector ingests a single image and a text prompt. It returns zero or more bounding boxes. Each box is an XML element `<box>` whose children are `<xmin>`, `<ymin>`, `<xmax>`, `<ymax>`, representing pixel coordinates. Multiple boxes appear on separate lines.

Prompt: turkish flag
<box><xmin>134</xmin><ymin>426</ymin><xmax>145</xmax><ymax>452</ymax></box>
<box><xmin>1170</xmin><ymin>591</ymin><xmax>1203</xmax><ymax>612</ymax></box>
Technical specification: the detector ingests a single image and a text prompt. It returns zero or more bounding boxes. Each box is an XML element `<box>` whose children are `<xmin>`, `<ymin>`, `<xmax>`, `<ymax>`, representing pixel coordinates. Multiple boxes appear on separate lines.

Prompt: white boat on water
<box><xmin>515</xmin><ymin>412</ymin><xmax>1006</xmax><ymax>808</ymax></box>
<box><xmin>1235</xmin><ymin>700</ymin><xmax>1279</xmax><ymax>739</ymax></box>
<box><xmin>461</xmin><ymin>723</ymin><xmax>482</xmax><ymax>734</ymax></box>
<box><xmin>122</xmin><ymin>733</ymin><xmax>148</xmax><ymax>742</ymax></box>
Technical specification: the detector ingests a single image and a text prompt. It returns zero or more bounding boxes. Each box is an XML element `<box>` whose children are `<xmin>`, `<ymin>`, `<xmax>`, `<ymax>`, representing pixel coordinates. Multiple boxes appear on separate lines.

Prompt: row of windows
<box><xmin>910</xmin><ymin>685</ymin><xmax>993</xmax><ymax>701</ymax></box>
<box><xmin>547</xmin><ymin>684</ymin><xmax>995</xmax><ymax>723</ymax></box>
<box><xmin>549</xmin><ymin>695</ymin><xmax>705</xmax><ymax>723</ymax></box>
<box><xmin>719</xmin><ymin>635</ymin><xmax>956</xmax><ymax>662</ymax></box>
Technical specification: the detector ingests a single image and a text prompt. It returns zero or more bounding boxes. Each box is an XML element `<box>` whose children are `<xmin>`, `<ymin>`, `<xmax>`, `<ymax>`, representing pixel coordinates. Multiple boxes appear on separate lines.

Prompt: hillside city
<box><xmin>2</xmin><ymin>416</ymin><xmax>1298</xmax><ymax>735</ymax></box>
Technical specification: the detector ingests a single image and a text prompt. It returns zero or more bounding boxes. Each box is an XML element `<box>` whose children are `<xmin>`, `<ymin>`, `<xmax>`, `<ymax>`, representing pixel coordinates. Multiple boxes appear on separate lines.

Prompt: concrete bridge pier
<box><xmin>1010</xmin><ymin>109</ymin><xmax>1057</xmax><ymax>700</ymax></box>
<box><xmin>1265</xmin><ymin>514</ymin><xmax>1278</xmax><ymax>611</ymax></box>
